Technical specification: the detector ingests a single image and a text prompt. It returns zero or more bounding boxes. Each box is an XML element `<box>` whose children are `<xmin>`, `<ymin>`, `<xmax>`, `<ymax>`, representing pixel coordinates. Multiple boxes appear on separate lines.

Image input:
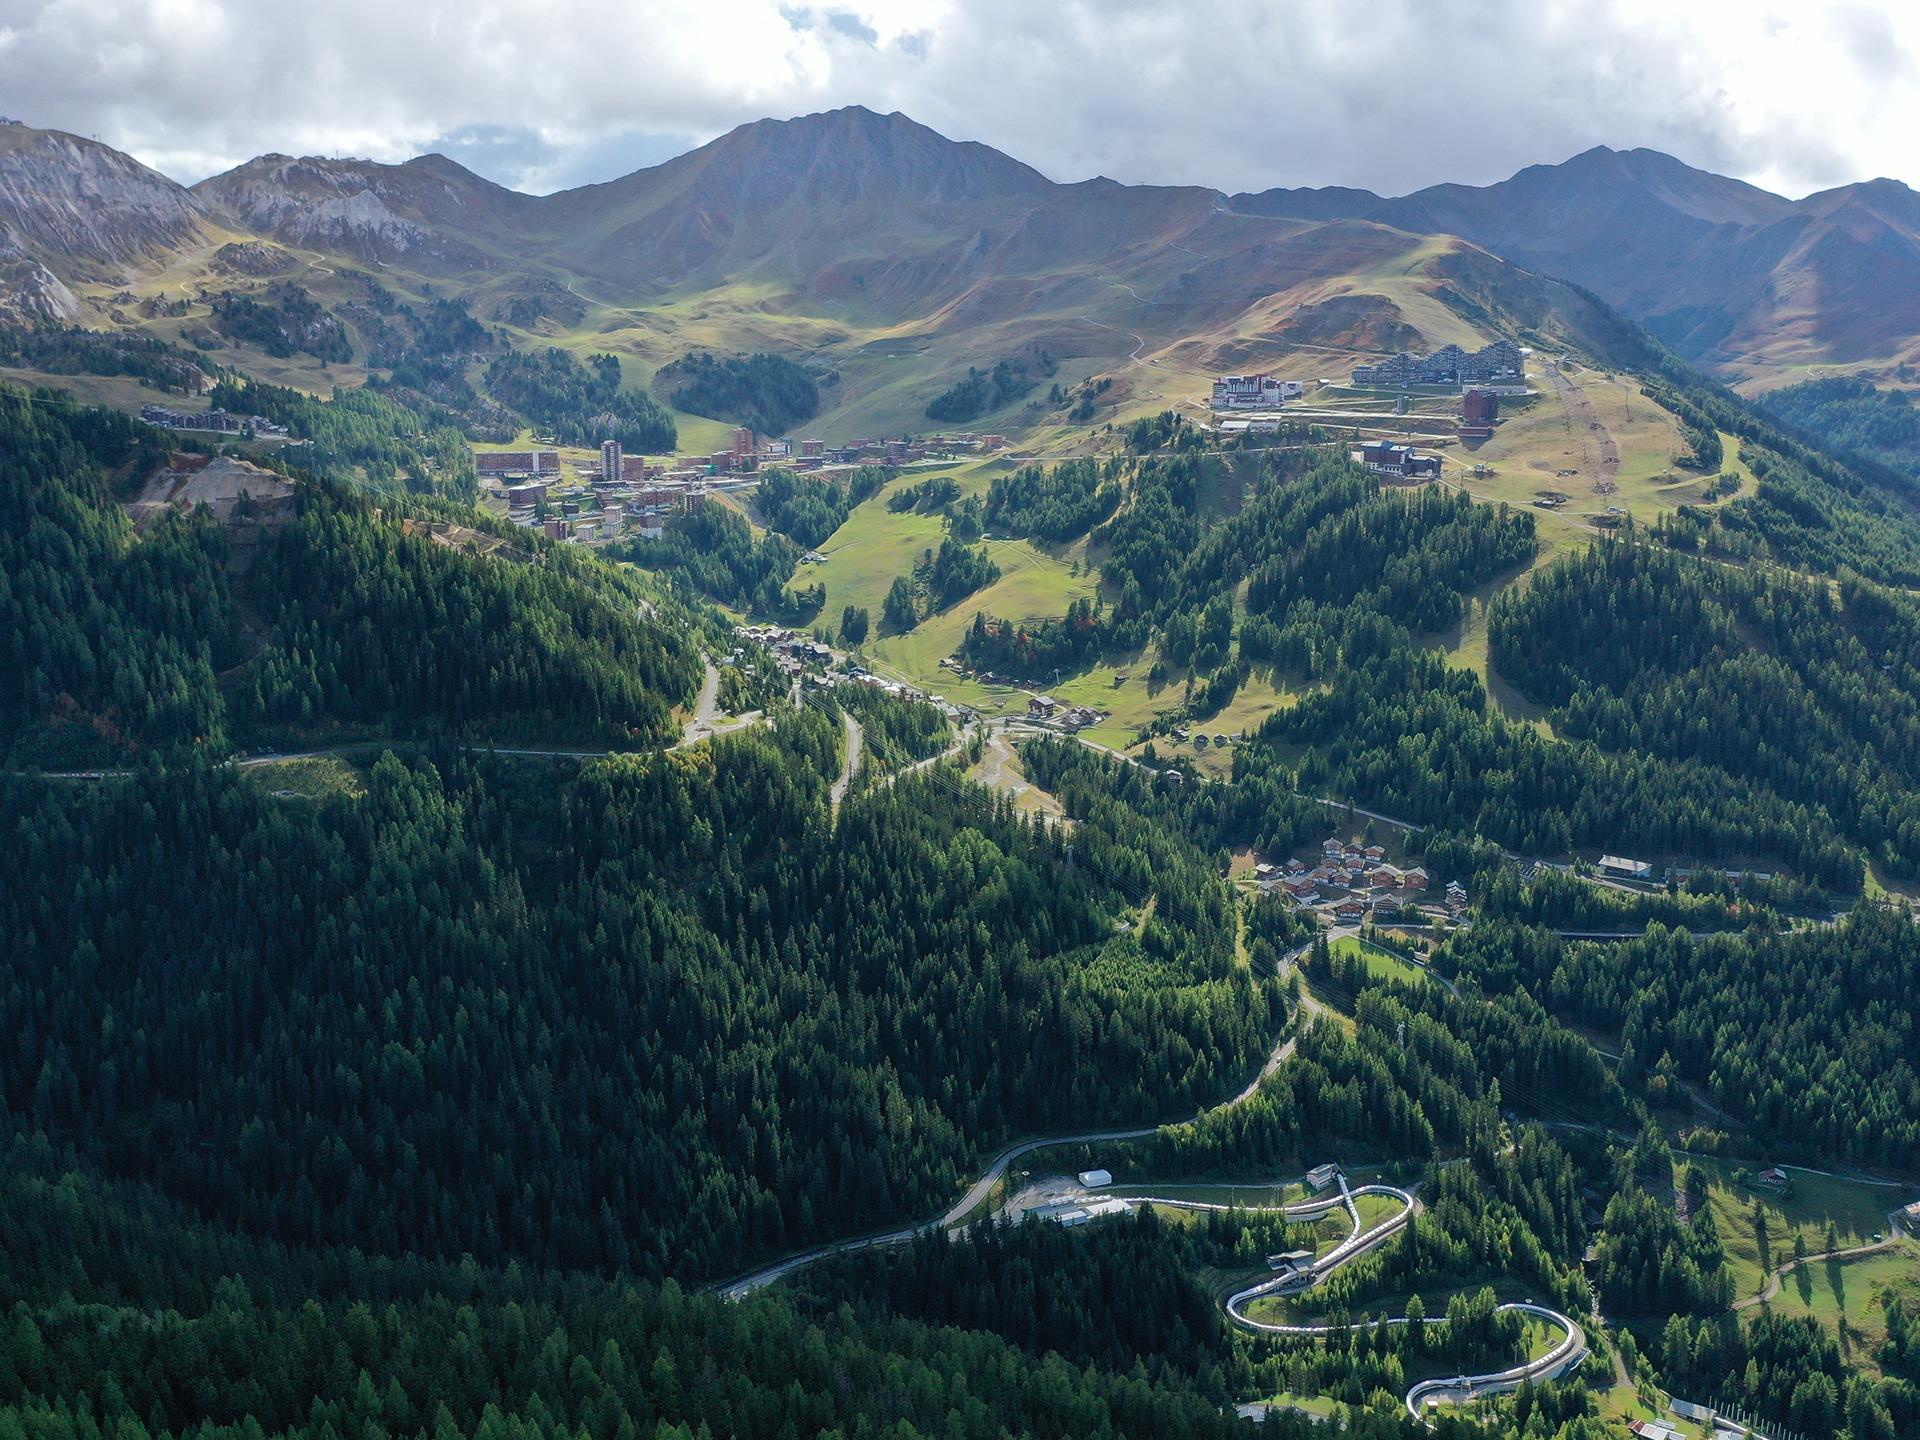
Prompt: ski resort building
<box><xmin>1356</xmin><ymin>440</ymin><xmax>1442</xmax><ymax>478</ymax></box>
<box><xmin>1351</xmin><ymin>340</ymin><xmax>1524</xmax><ymax>388</ymax></box>
<box><xmin>1210</xmin><ymin>373</ymin><xmax>1303</xmax><ymax>410</ymax></box>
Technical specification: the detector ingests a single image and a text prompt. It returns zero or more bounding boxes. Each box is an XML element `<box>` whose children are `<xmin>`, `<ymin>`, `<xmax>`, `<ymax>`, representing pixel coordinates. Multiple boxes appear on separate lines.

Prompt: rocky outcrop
<box><xmin>0</xmin><ymin>121</ymin><xmax>207</xmax><ymax>275</ymax></box>
<box><xmin>212</xmin><ymin>240</ymin><xmax>298</xmax><ymax>276</ymax></box>
<box><xmin>0</xmin><ymin>226</ymin><xmax>82</xmax><ymax>322</ymax></box>
<box><xmin>193</xmin><ymin>153</ymin><xmax>526</xmax><ymax>268</ymax></box>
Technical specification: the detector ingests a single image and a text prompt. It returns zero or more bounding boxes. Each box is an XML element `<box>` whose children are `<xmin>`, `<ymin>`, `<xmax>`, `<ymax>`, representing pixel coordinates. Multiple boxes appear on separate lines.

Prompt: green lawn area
<box><xmin>1351</xmin><ymin>1190</ymin><xmax>1405</xmax><ymax>1234</ymax></box>
<box><xmin>1330</xmin><ymin>935</ymin><xmax>1435</xmax><ymax>988</ymax></box>
<box><xmin>794</xmin><ymin>459</ymin><xmax>1310</xmax><ymax>747</ymax></box>
<box><xmin>1590</xmin><ymin>1384</ymin><xmax>1679</xmax><ymax>1431</ymax></box>
<box><xmin>810</xmin><ymin>470</ymin><xmax>1102</xmax><ymax>715</ymax></box>
<box><xmin>1758</xmin><ymin>1242</ymin><xmax>1920</xmax><ymax>1374</ymax></box>
<box><xmin>241</xmin><ymin>754</ymin><xmax>367</xmax><ymax>800</ymax></box>
<box><xmin>1252</xmin><ymin>1393</ymin><xmax>1338</xmax><ymax>1420</ymax></box>
<box><xmin>1110</xmin><ymin>1179</ymin><xmax>1313</xmax><ymax>1209</ymax></box>
<box><xmin>663</xmin><ymin>407</ymin><xmax>738</xmax><ymax>457</ymax></box>
<box><xmin>1456</xmin><ymin>368</ymin><xmax>1686</xmax><ymax>543</ymax></box>
<box><xmin>1683</xmin><ymin>1154</ymin><xmax>1905</xmax><ymax>1301</ymax></box>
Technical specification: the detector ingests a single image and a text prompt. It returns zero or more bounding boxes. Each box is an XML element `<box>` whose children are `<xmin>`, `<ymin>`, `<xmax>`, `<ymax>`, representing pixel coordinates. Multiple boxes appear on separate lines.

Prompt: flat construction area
<box><xmin>126</xmin><ymin>454</ymin><xmax>297</xmax><ymax>531</ymax></box>
<box><xmin>967</xmin><ymin>732</ymin><xmax>1065</xmax><ymax>818</ymax></box>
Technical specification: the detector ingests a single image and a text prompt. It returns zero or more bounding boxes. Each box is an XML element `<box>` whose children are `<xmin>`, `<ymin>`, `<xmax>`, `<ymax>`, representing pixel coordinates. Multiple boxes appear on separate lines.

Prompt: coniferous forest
<box><xmin>0</xmin><ymin>389</ymin><xmax>700</xmax><ymax>765</ymax></box>
<box><xmin>20</xmin><ymin>60</ymin><xmax>1920</xmax><ymax>1440</ymax></box>
<box><xmin>16</xmin><ymin>312</ymin><xmax>1920</xmax><ymax>1440</ymax></box>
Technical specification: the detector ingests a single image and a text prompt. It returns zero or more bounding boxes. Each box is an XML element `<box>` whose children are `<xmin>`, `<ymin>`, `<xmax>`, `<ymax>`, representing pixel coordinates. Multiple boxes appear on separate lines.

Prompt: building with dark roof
<box><xmin>1353</xmin><ymin>340</ymin><xmax>1524</xmax><ymax>388</ymax></box>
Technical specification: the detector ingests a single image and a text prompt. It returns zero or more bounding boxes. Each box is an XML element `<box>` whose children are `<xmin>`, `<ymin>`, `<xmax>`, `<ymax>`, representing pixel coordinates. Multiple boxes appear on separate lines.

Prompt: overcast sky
<box><xmin>0</xmin><ymin>0</ymin><xmax>1913</xmax><ymax>199</ymax></box>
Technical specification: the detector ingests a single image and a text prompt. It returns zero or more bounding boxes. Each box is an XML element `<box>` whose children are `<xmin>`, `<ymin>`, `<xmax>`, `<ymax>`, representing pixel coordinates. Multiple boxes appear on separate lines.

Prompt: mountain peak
<box><xmin>547</xmin><ymin>104</ymin><xmax>1054</xmax><ymax>240</ymax></box>
<box><xmin>0</xmin><ymin>121</ymin><xmax>207</xmax><ymax>274</ymax></box>
<box><xmin>681</xmin><ymin>105</ymin><xmax>1054</xmax><ymax>201</ymax></box>
<box><xmin>194</xmin><ymin>148</ymin><xmax>526</xmax><ymax>268</ymax></box>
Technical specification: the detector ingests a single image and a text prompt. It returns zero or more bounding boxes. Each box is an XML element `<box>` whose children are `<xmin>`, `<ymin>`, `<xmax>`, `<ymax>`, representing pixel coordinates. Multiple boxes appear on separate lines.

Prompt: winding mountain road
<box><xmin>717</xmin><ymin>939</ymin><xmax>1319</xmax><ymax>1300</ymax></box>
<box><xmin>672</xmin><ymin>659</ymin><xmax>770</xmax><ymax>749</ymax></box>
<box><xmin>716</xmin><ymin>948</ymin><xmax>1589</xmax><ymax>1419</ymax></box>
<box><xmin>25</xmin><ymin>650</ymin><xmax>771</xmax><ymax>781</ymax></box>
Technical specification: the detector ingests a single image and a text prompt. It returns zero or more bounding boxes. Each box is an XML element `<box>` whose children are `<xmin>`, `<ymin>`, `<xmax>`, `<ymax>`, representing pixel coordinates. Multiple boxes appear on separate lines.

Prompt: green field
<box><xmin>1683</xmin><ymin>1154</ymin><xmax>1906</xmax><ymax>1301</ymax></box>
<box><xmin>241</xmin><ymin>754</ymin><xmax>367</xmax><ymax>800</ymax></box>
<box><xmin>1759</xmin><ymin>1243</ymin><xmax>1920</xmax><ymax>1371</ymax></box>
<box><xmin>1249</xmin><ymin>1393</ymin><xmax>1338</xmax><ymax>1421</ymax></box>
<box><xmin>1430</xmin><ymin>367</ymin><xmax>1738</xmax><ymax>726</ymax></box>
<box><xmin>1108</xmin><ymin>1179</ymin><xmax>1314</xmax><ymax>1210</ymax></box>
<box><xmin>1329</xmin><ymin>935</ymin><xmax>1436</xmax><ymax>988</ymax></box>
<box><xmin>803</xmin><ymin>453</ymin><xmax>1310</xmax><ymax>751</ymax></box>
<box><xmin>812</xmin><ymin>468</ymin><xmax>1102</xmax><ymax>715</ymax></box>
<box><xmin>1450</xmin><ymin>367</ymin><xmax>1694</xmax><ymax>564</ymax></box>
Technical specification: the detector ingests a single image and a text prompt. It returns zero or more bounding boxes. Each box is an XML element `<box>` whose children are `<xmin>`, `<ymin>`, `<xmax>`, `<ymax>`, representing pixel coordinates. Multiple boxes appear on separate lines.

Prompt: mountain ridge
<box><xmin>0</xmin><ymin>119</ymin><xmax>210</xmax><ymax>272</ymax></box>
<box><xmin>1234</xmin><ymin>143</ymin><xmax>1920</xmax><ymax>373</ymax></box>
<box><xmin>5</xmin><ymin>107</ymin><xmax>1920</xmax><ymax>395</ymax></box>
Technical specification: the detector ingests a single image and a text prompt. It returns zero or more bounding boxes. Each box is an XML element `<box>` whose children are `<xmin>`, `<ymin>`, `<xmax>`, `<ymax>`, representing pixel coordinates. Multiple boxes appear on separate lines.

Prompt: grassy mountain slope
<box><xmin>1237</xmin><ymin>145</ymin><xmax>1920</xmax><ymax>383</ymax></box>
<box><xmin>0</xmin><ymin>109</ymin><xmax>1617</xmax><ymax>438</ymax></box>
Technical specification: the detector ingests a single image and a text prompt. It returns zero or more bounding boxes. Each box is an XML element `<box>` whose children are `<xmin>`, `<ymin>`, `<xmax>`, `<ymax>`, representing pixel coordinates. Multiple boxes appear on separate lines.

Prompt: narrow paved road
<box><xmin>24</xmin><ymin>653</ymin><xmax>768</xmax><ymax>779</ymax></box>
<box><xmin>718</xmin><ymin>938</ymin><xmax>1319</xmax><ymax>1300</ymax></box>
<box><xmin>673</xmin><ymin>660</ymin><xmax>744</xmax><ymax>749</ymax></box>
<box><xmin>830</xmin><ymin>711</ymin><xmax>864</xmax><ymax>807</ymax></box>
<box><xmin>883</xmin><ymin>720</ymin><xmax>978</xmax><ymax>787</ymax></box>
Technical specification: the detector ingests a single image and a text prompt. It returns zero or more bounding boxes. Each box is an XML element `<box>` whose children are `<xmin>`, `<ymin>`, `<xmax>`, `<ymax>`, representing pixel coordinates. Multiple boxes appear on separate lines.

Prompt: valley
<box><xmin>9</xmin><ymin>95</ymin><xmax>1920</xmax><ymax>1440</ymax></box>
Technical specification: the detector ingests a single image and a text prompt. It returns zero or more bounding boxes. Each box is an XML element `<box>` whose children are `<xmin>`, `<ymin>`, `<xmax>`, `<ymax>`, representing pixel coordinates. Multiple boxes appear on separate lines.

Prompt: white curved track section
<box><xmin>1154</xmin><ymin>1178</ymin><xmax>1586</xmax><ymax>1418</ymax></box>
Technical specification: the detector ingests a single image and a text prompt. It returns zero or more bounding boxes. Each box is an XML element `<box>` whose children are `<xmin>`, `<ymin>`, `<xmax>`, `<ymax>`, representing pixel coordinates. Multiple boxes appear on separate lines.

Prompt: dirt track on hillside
<box><xmin>1548</xmin><ymin>361</ymin><xmax>1619</xmax><ymax>484</ymax></box>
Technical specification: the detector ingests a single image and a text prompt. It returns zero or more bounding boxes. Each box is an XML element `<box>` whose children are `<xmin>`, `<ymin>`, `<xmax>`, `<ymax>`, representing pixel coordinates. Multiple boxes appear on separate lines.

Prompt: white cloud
<box><xmin>0</xmin><ymin>0</ymin><xmax>1914</xmax><ymax>197</ymax></box>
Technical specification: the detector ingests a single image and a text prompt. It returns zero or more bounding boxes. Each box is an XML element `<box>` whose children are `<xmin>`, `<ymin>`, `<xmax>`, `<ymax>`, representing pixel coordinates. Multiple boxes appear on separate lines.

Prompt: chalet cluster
<box><xmin>139</xmin><ymin>403</ymin><xmax>289</xmax><ymax>439</ymax></box>
<box><xmin>1023</xmin><ymin>694</ymin><xmax>1107</xmax><ymax>731</ymax></box>
<box><xmin>736</xmin><ymin>624</ymin><xmax>972</xmax><ymax>720</ymax></box>
<box><xmin>1255</xmin><ymin>837</ymin><xmax>1469</xmax><ymax>926</ymax></box>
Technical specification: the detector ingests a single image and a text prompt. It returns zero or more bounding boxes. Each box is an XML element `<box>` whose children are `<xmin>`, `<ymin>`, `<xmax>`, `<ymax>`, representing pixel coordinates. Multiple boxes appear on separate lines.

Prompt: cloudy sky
<box><xmin>0</xmin><ymin>0</ymin><xmax>1913</xmax><ymax>199</ymax></box>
